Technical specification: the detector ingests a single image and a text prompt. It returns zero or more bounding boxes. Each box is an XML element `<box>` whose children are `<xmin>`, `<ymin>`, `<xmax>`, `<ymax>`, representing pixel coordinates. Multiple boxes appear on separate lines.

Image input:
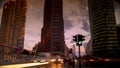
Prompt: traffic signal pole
<box><xmin>77</xmin><ymin>35</ymin><xmax>81</xmax><ymax>68</ymax></box>
<box><xmin>73</xmin><ymin>34</ymin><xmax>85</xmax><ymax>68</ymax></box>
<box><xmin>78</xmin><ymin>45</ymin><xmax>81</xmax><ymax>68</ymax></box>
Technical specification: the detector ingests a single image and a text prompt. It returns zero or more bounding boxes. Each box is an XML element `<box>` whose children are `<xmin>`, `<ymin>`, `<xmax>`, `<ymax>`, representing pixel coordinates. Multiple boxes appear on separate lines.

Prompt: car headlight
<box><xmin>40</xmin><ymin>60</ymin><xmax>46</xmax><ymax>62</ymax></box>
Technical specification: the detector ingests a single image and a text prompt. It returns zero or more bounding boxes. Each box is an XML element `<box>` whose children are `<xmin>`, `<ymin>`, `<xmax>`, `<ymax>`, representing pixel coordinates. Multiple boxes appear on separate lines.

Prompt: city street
<box><xmin>0</xmin><ymin>0</ymin><xmax>120</xmax><ymax>68</ymax></box>
<box><xmin>30</xmin><ymin>62</ymin><xmax>119</xmax><ymax>68</ymax></box>
<box><xmin>0</xmin><ymin>61</ymin><xmax>119</xmax><ymax>68</ymax></box>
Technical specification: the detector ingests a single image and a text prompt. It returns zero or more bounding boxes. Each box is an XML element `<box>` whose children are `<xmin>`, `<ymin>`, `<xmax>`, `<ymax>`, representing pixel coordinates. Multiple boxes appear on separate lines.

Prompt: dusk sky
<box><xmin>25</xmin><ymin>0</ymin><xmax>90</xmax><ymax>56</ymax></box>
<box><xmin>0</xmin><ymin>0</ymin><xmax>119</xmax><ymax>56</ymax></box>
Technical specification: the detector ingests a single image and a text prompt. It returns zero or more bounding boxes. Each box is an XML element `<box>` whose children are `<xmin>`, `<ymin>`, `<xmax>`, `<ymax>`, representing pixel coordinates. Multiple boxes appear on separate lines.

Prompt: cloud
<box><xmin>114</xmin><ymin>0</ymin><xmax>120</xmax><ymax>24</ymax></box>
<box><xmin>0</xmin><ymin>0</ymin><xmax>44</xmax><ymax>50</ymax></box>
<box><xmin>63</xmin><ymin>0</ymin><xmax>90</xmax><ymax>56</ymax></box>
<box><xmin>81</xmin><ymin>19</ymin><xmax>90</xmax><ymax>33</ymax></box>
<box><xmin>71</xmin><ymin>10</ymin><xmax>80</xmax><ymax>17</ymax></box>
<box><xmin>82</xmin><ymin>42</ymin><xmax>88</xmax><ymax>48</ymax></box>
<box><xmin>24</xmin><ymin>30</ymin><xmax>40</xmax><ymax>50</ymax></box>
<box><xmin>27</xmin><ymin>0</ymin><xmax>44</xmax><ymax>19</ymax></box>
<box><xmin>63</xmin><ymin>0</ymin><xmax>89</xmax><ymax>31</ymax></box>
<box><xmin>63</xmin><ymin>0</ymin><xmax>82</xmax><ymax>17</ymax></box>
<box><xmin>70</xmin><ymin>40</ymin><xmax>75</xmax><ymax>43</ymax></box>
<box><xmin>74</xmin><ymin>45</ymin><xmax>86</xmax><ymax>56</ymax></box>
<box><xmin>64</xmin><ymin>17</ymin><xmax>74</xmax><ymax>30</ymax></box>
<box><xmin>24</xmin><ymin>0</ymin><xmax>45</xmax><ymax>50</ymax></box>
<box><xmin>0</xmin><ymin>0</ymin><xmax>8</xmax><ymax>7</ymax></box>
<box><xmin>0</xmin><ymin>0</ymin><xmax>90</xmax><ymax>53</ymax></box>
<box><xmin>0</xmin><ymin>0</ymin><xmax>4</xmax><ymax>7</ymax></box>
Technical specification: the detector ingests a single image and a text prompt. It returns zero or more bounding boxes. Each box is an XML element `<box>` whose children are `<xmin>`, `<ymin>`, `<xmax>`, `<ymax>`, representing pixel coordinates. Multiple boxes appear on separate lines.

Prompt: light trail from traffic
<box><xmin>0</xmin><ymin>62</ymin><xmax>49</xmax><ymax>68</ymax></box>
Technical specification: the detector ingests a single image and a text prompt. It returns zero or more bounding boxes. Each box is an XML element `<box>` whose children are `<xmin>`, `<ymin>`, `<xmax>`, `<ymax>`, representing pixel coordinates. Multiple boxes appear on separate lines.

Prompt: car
<box><xmin>39</xmin><ymin>57</ymin><xmax>48</xmax><ymax>63</ymax></box>
<box><xmin>54</xmin><ymin>55</ymin><xmax>63</xmax><ymax>63</ymax></box>
<box><xmin>82</xmin><ymin>56</ymin><xmax>100</xmax><ymax>65</ymax></box>
<box><xmin>33</xmin><ymin>57</ymin><xmax>48</xmax><ymax>63</ymax></box>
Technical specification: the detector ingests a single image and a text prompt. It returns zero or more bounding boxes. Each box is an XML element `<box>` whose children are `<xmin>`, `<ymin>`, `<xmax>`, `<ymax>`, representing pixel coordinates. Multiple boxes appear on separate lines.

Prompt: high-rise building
<box><xmin>64</xmin><ymin>44</ymin><xmax>69</xmax><ymax>57</ymax></box>
<box><xmin>85</xmin><ymin>39</ymin><xmax>92</xmax><ymax>56</ymax></box>
<box><xmin>0</xmin><ymin>0</ymin><xmax>27</xmax><ymax>57</ymax></box>
<box><xmin>88</xmin><ymin>0</ymin><xmax>120</xmax><ymax>57</ymax></box>
<box><xmin>39</xmin><ymin>0</ymin><xmax>65</xmax><ymax>56</ymax></box>
<box><xmin>116</xmin><ymin>24</ymin><xmax>120</xmax><ymax>56</ymax></box>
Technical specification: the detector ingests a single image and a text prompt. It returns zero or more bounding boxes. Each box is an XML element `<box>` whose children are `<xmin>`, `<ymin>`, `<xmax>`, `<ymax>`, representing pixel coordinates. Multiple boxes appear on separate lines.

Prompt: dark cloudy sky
<box><xmin>24</xmin><ymin>0</ymin><xmax>90</xmax><ymax>56</ymax></box>
<box><xmin>0</xmin><ymin>0</ymin><xmax>120</xmax><ymax>55</ymax></box>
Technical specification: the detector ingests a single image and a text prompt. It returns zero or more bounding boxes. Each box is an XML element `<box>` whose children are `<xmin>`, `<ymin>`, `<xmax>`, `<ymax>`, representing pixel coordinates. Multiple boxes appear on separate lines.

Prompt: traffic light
<box><xmin>82</xmin><ymin>35</ymin><xmax>85</xmax><ymax>41</ymax></box>
<box><xmin>77</xmin><ymin>40</ymin><xmax>82</xmax><ymax>45</ymax></box>
<box><xmin>73</xmin><ymin>34</ymin><xmax>85</xmax><ymax>46</ymax></box>
<box><xmin>78</xmin><ymin>34</ymin><xmax>85</xmax><ymax>41</ymax></box>
<box><xmin>77</xmin><ymin>34</ymin><xmax>85</xmax><ymax>46</ymax></box>
<box><xmin>73</xmin><ymin>35</ymin><xmax>77</xmax><ymax>42</ymax></box>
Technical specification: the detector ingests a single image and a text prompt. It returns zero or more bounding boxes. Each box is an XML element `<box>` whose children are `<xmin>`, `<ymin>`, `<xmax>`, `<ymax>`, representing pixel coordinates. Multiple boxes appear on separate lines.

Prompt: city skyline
<box><xmin>0</xmin><ymin>0</ymin><xmax>120</xmax><ymax>56</ymax></box>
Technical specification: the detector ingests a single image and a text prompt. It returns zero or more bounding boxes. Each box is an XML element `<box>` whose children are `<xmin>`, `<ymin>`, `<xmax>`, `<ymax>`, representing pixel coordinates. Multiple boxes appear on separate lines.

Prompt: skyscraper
<box><xmin>85</xmin><ymin>39</ymin><xmax>92</xmax><ymax>56</ymax></box>
<box><xmin>0</xmin><ymin>0</ymin><xmax>27</xmax><ymax>57</ymax></box>
<box><xmin>39</xmin><ymin>0</ymin><xmax>65</xmax><ymax>56</ymax></box>
<box><xmin>116</xmin><ymin>24</ymin><xmax>120</xmax><ymax>56</ymax></box>
<box><xmin>88</xmin><ymin>0</ymin><xmax>120</xmax><ymax>57</ymax></box>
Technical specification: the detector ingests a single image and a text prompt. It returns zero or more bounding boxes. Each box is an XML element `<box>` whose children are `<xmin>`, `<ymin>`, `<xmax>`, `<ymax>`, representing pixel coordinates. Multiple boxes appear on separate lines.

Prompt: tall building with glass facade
<box><xmin>0</xmin><ymin>0</ymin><xmax>27</xmax><ymax>58</ymax></box>
<box><xmin>39</xmin><ymin>0</ymin><xmax>65</xmax><ymax>56</ymax></box>
<box><xmin>88</xmin><ymin>0</ymin><xmax>120</xmax><ymax>57</ymax></box>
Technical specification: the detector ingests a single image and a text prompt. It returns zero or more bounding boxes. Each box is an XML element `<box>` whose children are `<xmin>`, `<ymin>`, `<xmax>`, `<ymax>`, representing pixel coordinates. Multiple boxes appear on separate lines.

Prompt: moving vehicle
<box><xmin>82</xmin><ymin>56</ymin><xmax>120</xmax><ymax>66</ymax></box>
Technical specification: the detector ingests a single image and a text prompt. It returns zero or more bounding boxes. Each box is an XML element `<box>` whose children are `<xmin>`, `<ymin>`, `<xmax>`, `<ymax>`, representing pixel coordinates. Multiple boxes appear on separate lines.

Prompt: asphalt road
<box><xmin>0</xmin><ymin>61</ymin><xmax>119</xmax><ymax>68</ymax></box>
<box><xmin>24</xmin><ymin>62</ymin><xmax>119</xmax><ymax>68</ymax></box>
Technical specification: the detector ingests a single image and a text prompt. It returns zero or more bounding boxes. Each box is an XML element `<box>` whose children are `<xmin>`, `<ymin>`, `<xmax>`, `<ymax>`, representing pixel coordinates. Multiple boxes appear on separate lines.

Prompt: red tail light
<box><xmin>103</xmin><ymin>58</ymin><xmax>111</xmax><ymax>61</ymax></box>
